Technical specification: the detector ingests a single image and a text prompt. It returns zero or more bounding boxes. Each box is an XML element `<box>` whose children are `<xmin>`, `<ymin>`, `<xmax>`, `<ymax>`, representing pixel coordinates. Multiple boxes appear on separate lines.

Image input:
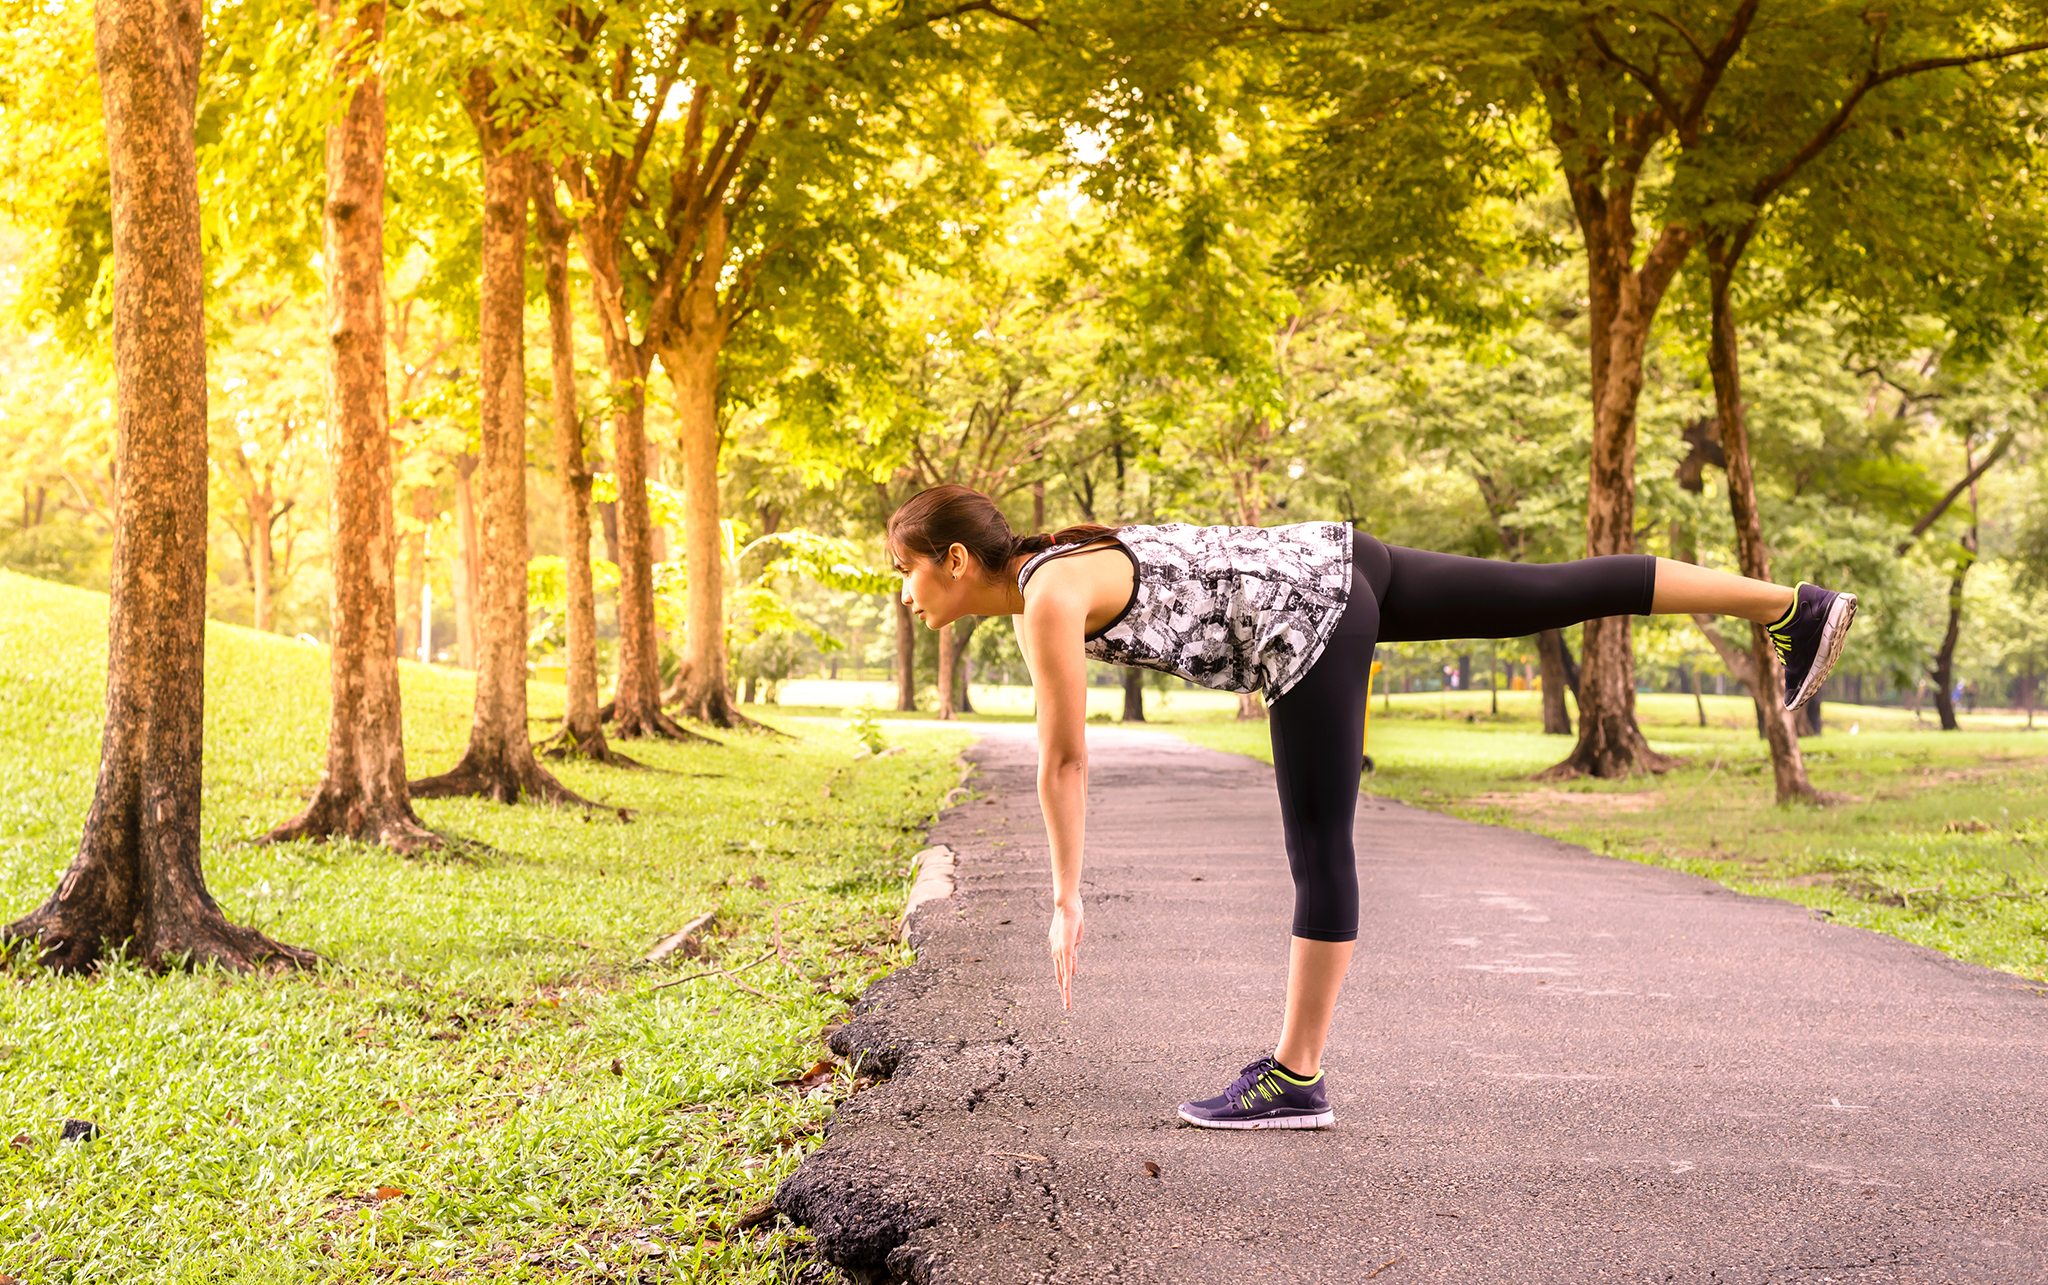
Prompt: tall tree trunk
<box><xmin>268</xmin><ymin>0</ymin><xmax>434</xmax><ymax>851</ymax></box>
<box><xmin>952</xmin><ymin>614</ymin><xmax>980</xmax><ymax>713</ymax></box>
<box><xmin>396</xmin><ymin>486</ymin><xmax>431</xmax><ymax>659</ymax></box>
<box><xmin>1704</xmin><ymin>240</ymin><xmax>1814</xmax><ymax>803</ymax></box>
<box><xmin>1930</xmin><ymin>565</ymin><xmax>1967</xmax><ymax>732</ymax></box>
<box><xmin>935</xmin><ymin>621</ymin><xmax>956</xmax><ymax>721</ymax></box>
<box><xmin>571</xmin><ymin>205</ymin><xmax>686</xmax><ymax>740</ymax></box>
<box><xmin>1535</xmin><ymin>628</ymin><xmax>1573</xmax><ymax>735</ymax></box>
<box><xmin>533</xmin><ymin>177</ymin><xmax>614</xmax><ymax>763</ymax></box>
<box><xmin>1121</xmin><ymin>666</ymin><xmax>1145</xmax><ymax>722</ymax></box>
<box><xmin>250</xmin><ymin>488</ymin><xmax>273</xmax><ymax>632</ymax></box>
<box><xmin>412</xmin><ymin>108</ymin><xmax>586</xmax><ymax>806</ymax></box>
<box><xmin>895</xmin><ymin>597</ymin><xmax>916</xmax><ymax>712</ymax></box>
<box><xmin>660</xmin><ymin>248</ymin><xmax>752</xmax><ymax>730</ymax></box>
<box><xmin>453</xmin><ymin>454</ymin><xmax>479</xmax><ymax>669</ymax></box>
<box><xmin>6</xmin><ymin>0</ymin><xmax>313</xmax><ymax>971</ymax></box>
<box><xmin>1543</xmin><ymin>173</ymin><xmax>1690</xmax><ymax>780</ymax></box>
<box><xmin>595</xmin><ymin>498</ymin><xmax>619</xmax><ymax>566</ymax></box>
<box><xmin>1237</xmin><ymin>691</ymin><xmax>1267</xmax><ymax>721</ymax></box>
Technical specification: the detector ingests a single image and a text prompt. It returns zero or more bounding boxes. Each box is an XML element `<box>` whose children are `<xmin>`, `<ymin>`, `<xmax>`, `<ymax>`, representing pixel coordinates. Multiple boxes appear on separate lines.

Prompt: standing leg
<box><xmin>1180</xmin><ymin>586</ymin><xmax>1376</xmax><ymax>1130</ymax></box>
<box><xmin>1267</xmin><ymin>601</ymin><xmax>1378</xmax><ymax>1075</ymax></box>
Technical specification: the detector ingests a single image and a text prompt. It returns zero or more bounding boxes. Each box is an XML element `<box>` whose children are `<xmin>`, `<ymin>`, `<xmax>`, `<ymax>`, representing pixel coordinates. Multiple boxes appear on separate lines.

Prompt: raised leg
<box><xmin>1650</xmin><ymin>557</ymin><xmax>1794</xmax><ymax>624</ymax></box>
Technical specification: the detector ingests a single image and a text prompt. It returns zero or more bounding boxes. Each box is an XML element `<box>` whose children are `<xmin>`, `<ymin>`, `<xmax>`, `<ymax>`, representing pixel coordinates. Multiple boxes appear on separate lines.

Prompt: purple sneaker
<box><xmin>1767</xmin><ymin>582</ymin><xmax>1858</xmax><ymax>710</ymax></box>
<box><xmin>1177</xmin><ymin>1056</ymin><xmax>1334</xmax><ymax>1130</ymax></box>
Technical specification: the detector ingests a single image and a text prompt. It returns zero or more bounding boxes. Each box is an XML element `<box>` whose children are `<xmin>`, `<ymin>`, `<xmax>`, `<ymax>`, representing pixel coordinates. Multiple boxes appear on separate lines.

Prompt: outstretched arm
<box><xmin>1017</xmin><ymin>592</ymin><xmax>1089</xmax><ymax>1009</ymax></box>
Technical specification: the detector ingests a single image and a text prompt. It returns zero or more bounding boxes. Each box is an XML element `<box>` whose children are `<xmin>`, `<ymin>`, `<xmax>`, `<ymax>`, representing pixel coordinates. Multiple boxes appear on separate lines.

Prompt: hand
<box><xmin>1048</xmin><ymin>900</ymin><xmax>1085</xmax><ymax>1010</ymax></box>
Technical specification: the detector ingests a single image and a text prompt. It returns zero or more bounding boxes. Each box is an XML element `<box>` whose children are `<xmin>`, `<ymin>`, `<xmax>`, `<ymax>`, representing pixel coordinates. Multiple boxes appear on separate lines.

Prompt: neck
<box><xmin>959</xmin><ymin>554</ymin><xmax>1030</xmax><ymax>617</ymax></box>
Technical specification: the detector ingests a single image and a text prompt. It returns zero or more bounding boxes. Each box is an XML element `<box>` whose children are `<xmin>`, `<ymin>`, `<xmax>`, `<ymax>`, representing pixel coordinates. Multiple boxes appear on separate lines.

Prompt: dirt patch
<box><xmin>1467</xmin><ymin>789</ymin><xmax>1669</xmax><ymax>815</ymax></box>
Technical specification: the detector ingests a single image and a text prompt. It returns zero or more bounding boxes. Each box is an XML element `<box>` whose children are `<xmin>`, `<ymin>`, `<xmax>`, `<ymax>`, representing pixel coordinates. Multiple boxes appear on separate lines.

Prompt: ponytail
<box><xmin>887</xmin><ymin>484</ymin><xmax>1123</xmax><ymax>580</ymax></box>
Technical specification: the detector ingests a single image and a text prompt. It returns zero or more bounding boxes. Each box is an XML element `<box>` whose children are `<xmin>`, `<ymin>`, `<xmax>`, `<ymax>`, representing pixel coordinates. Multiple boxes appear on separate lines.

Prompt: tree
<box><xmin>412</xmin><ymin>73</ymin><xmax>586</xmax><ymax>806</ymax></box>
<box><xmin>551</xmin><ymin>0</ymin><xmax>1032</xmax><ymax>731</ymax></box>
<box><xmin>267</xmin><ymin>0</ymin><xmax>438</xmax><ymax>851</ymax></box>
<box><xmin>205</xmin><ymin>288</ymin><xmax>325</xmax><ymax>634</ymax></box>
<box><xmin>1601</xmin><ymin>0</ymin><xmax>2048</xmax><ymax>797</ymax></box>
<box><xmin>551</xmin><ymin>9</ymin><xmax>681</xmax><ymax>741</ymax></box>
<box><xmin>533</xmin><ymin>175</ymin><xmax>621</xmax><ymax>763</ymax></box>
<box><xmin>1269</xmin><ymin>1</ymin><xmax>1719</xmax><ymax>776</ymax></box>
<box><xmin>5</xmin><ymin>0</ymin><xmax>312</xmax><ymax>970</ymax></box>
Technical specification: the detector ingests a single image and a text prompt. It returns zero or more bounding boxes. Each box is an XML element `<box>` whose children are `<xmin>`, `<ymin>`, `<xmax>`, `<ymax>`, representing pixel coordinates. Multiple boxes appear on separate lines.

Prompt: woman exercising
<box><xmin>885</xmin><ymin>484</ymin><xmax>1857</xmax><ymax>1130</ymax></box>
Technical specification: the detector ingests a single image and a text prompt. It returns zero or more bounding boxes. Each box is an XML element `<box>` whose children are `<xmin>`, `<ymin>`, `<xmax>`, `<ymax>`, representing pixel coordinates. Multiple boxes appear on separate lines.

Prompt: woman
<box><xmin>885</xmin><ymin>484</ymin><xmax>1856</xmax><ymax>1131</ymax></box>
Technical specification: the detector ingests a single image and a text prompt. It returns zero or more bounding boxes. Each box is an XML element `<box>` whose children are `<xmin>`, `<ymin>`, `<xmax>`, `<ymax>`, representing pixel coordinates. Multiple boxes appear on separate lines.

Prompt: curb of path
<box><xmin>777</xmin><ymin>749</ymin><xmax>987</xmax><ymax>1279</ymax></box>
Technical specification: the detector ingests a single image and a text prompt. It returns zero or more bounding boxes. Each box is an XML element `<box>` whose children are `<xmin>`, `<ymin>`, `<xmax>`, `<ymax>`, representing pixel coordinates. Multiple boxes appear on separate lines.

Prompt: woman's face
<box><xmin>894</xmin><ymin>544</ymin><xmax>972</xmax><ymax>630</ymax></box>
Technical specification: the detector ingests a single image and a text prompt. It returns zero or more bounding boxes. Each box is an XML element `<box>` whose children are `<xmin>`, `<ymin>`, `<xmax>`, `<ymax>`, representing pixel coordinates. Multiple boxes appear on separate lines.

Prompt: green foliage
<box><xmin>0</xmin><ymin>571</ymin><xmax>971</xmax><ymax>1281</ymax></box>
<box><xmin>845</xmin><ymin>700</ymin><xmax>889</xmax><ymax>756</ymax></box>
<box><xmin>0</xmin><ymin>521</ymin><xmax>109</xmax><ymax>589</ymax></box>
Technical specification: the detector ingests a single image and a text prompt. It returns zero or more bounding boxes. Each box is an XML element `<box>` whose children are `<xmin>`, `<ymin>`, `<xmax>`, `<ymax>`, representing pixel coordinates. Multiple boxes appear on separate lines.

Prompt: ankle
<box><xmin>1273</xmin><ymin>1052</ymin><xmax>1319</xmax><ymax>1080</ymax></box>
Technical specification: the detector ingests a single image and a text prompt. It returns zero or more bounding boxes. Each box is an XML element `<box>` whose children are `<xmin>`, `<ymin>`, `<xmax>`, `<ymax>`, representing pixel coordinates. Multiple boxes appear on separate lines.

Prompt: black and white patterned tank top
<box><xmin>1014</xmin><ymin>522</ymin><xmax>1354</xmax><ymax>701</ymax></box>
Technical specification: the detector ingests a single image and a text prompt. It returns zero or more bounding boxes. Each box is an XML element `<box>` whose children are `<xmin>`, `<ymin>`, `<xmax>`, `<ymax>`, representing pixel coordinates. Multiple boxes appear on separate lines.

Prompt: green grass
<box><xmin>1154</xmin><ymin>688</ymin><xmax>2048</xmax><ymax>985</ymax></box>
<box><xmin>0</xmin><ymin>571</ymin><xmax>973</xmax><ymax>1284</ymax></box>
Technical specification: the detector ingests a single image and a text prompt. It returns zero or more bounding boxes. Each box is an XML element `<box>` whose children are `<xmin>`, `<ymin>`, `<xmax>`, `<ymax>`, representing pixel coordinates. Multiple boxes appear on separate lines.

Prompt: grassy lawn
<box><xmin>1150</xmin><ymin>687</ymin><xmax>2048</xmax><ymax>985</ymax></box>
<box><xmin>0</xmin><ymin>572</ymin><xmax>973</xmax><ymax>1284</ymax></box>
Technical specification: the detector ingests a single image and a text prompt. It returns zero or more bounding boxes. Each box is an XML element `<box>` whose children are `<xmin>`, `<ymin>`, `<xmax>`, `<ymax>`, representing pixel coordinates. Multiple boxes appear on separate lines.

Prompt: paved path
<box><xmin>778</xmin><ymin>726</ymin><xmax>2048</xmax><ymax>1284</ymax></box>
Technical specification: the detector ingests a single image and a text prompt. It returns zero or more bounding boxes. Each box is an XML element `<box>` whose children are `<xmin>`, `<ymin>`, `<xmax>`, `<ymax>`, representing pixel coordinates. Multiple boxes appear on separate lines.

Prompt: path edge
<box><xmin>776</xmin><ymin>743</ymin><xmax>987</xmax><ymax>1282</ymax></box>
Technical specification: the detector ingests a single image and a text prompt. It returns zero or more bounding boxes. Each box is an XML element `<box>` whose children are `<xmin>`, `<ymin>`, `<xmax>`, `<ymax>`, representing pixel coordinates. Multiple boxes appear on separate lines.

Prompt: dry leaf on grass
<box><xmin>372</xmin><ymin>1186</ymin><xmax>408</xmax><ymax>1201</ymax></box>
<box><xmin>774</xmin><ymin>1059</ymin><xmax>836</xmax><ymax>1091</ymax></box>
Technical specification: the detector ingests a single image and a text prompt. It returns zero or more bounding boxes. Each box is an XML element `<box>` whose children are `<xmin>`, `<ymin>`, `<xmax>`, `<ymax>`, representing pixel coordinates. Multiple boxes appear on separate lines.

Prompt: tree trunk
<box><xmin>411</xmin><ymin>109</ymin><xmax>586</xmax><ymax>806</ymax></box>
<box><xmin>1704</xmin><ymin>239</ymin><xmax>1814</xmax><ymax>803</ymax></box>
<box><xmin>6</xmin><ymin>0</ymin><xmax>314</xmax><ymax>971</ymax></box>
<box><xmin>1544</xmin><ymin>179</ymin><xmax>1690</xmax><ymax>780</ymax></box>
<box><xmin>250</xmin><ymin>487</ymin><xmax>273</xmax><ymax>632</ymax></box>
<box><xmin>1121</xmin><ymin>666</ymin><xmax>1145</xmax><ymax>722</ymax></box>
<box><xmin>453</xmin><ymin>453</ymin><xmax>479</xmax><ymax>669</ymax></box>
<box><xmin>266</xmin><ymin>0</ymin><xmax>435</xmax><ymax>852</ymax></box>
<box><xmin>660</xmin><ymin>247</ymin><xmax>753</xmax><ymax>730</ymax></box>
<box><xmin>935</xmin><ymin>621</ymin><xmax>956</xmax><ymax>721</ymax></box>
<box><xmin>895</xmin><ymin>596</ymin><xmax>916</xmax><ymax>711</ymax></box>
<box><xmin>1237</xmin><ymin>691</ymin><xmax>1267</xmax><ymax>721</ymax></box>
<box><xmin>953</xmin><ymin>614</ymin><xmax>980</xmax><ymax>713</ymax></box>
<box><xmin>568</xmin><ymin>188</ymin><xmax>697</xmax><ymax>741</ymax></box>
<box><xmin>533</xmin><ymin>176</ymin><xmax>615</xmax><ymax>764</ymax></box>
<box><xmin>396</xmin><ymin>485</ymin><xmax>431</xmax><ymax>659</ymax></box>
<box><xmin>1930</xmin><ymin>565</ymin><xmax>1966</xmax><ymax>732</ymax></box>
<box><xmin>1535</xmin><ymin>628</ymin><xmax>1574</xmax><ymax>735</ymax></box>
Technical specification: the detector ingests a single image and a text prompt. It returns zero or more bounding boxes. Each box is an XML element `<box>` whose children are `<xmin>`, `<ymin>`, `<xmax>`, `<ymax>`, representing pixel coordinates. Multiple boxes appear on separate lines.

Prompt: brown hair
<box><xmin>886</xmin><ymin>484</ymin><xmax>1122</xmax><ymax>582</ymax></box>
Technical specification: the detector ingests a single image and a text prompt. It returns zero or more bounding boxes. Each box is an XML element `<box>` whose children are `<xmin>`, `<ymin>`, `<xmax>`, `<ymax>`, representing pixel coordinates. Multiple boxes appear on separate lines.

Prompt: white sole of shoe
<box><xmin>1788</xmin><ymin>591</ymin><xmax>1858</xmax><ymax>711</ymax></box>
<box><xmin>1176</xmin><ymin>1107</ymin><xmax>1335</xmax><ymax>1130</ymax></box>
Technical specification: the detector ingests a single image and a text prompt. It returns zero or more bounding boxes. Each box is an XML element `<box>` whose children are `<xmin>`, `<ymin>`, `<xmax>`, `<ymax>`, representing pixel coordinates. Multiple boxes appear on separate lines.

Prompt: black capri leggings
<box><xmin>1268</xmin><ymin>532</ymin><xmax>1656</xmax><ymax>942</ymax></box>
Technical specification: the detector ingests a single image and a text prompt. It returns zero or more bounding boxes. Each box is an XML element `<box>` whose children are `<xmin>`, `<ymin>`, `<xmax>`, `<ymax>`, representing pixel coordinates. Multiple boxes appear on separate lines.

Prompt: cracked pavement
<box><xmin>777</xmin><ymin>725</ymin><xmax>2048</xmax><ymax>1284</ymax></box>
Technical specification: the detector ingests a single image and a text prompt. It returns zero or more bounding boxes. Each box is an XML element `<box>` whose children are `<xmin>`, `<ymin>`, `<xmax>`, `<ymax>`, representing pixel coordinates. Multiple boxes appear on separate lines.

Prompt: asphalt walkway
<box><xmin>778</xmin><ymin>725</ymin><xmax>2048</xmax><ymax>1284</ymax></box>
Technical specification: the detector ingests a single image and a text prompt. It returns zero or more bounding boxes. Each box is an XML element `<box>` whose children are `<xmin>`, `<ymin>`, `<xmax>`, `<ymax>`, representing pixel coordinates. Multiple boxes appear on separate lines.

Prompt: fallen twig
<box><xmin>770</xmin><ymin>899</ymin><xmax>811</xmax><ymax>971</ymax></box>
<box><xmin>984</xmin><ymin>1150</ymin><xmax>1048</xmax><ymax>1162</ymax></box>
<box><xmin>1680</xmin><ymin>750</ymin><xmax>1726</xmax><ymax>809</ymax></box>
<box><xmin>645</xmin><ymin>910</ymin><xmax>717</xmax><ymax>964</ymax></box>
<box><xmin>646</xmin><ymin>947</ymin><xmax>778</xmax><ymax>994</ymax></box>
<box><xmin>1899</xmin><ymin>884</ymin><xmax>1944</xmax><ymax>910</ymax></box>
<box><xmin>1366</xmin><ymin>1254</ymin><xmax>1405</xmax><ymax>1279</ymax></box>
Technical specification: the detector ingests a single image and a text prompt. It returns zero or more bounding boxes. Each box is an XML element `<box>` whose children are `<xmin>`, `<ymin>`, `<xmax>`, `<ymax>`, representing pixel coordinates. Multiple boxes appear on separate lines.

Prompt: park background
<box><xmin>2</xmin><ymin>1</ymin><xmax>2047</xmax><ymax>1281</ymax></box>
